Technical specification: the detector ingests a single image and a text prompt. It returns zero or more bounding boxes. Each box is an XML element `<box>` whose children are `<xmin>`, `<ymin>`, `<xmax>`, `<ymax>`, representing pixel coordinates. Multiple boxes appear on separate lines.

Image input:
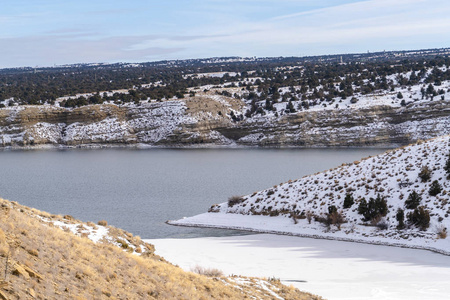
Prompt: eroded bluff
<box><xmin>0</xmin><ymin>99</ymin><xmax>449</xmax><ymax>148</ymax></box>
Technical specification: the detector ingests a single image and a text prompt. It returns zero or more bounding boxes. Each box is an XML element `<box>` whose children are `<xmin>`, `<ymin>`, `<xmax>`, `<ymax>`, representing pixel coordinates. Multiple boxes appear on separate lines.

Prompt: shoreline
<box><xmin>168</xmin><ymin>214</ymin><xmax>450</xmax><ymax>257</ymax></box>
<box><xmin>0</xmin><ymin>142</ymin><xmax>397</xmax><ymax>151</ymax></box>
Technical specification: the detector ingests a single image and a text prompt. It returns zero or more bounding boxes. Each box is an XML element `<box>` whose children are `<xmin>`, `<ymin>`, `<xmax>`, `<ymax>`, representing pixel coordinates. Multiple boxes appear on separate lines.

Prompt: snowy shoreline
<box><xmin>0</xmin><ymin>142</ymin><xmax>397</xmax><ymax>151</ymax></box>
<box><xmin>169</xmin><ymin>213</ymin><xmax>450</xmax><ymax>256</ymax></box>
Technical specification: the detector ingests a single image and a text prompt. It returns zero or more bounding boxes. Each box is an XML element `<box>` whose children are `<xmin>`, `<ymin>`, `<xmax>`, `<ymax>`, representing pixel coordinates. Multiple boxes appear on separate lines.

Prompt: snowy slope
<box><xmin>171</xmin><ymin>136</ymin><xmax>450</xmax><ymax>254</ymax></box>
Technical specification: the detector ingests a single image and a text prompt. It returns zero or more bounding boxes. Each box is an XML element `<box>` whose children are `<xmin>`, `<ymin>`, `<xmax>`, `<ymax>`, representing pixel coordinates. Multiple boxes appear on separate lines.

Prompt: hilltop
<box><xmin>0</xmin><ymin>198</ymin><xmax>320</xmax><ymax>299</ymax></box>
<box><xmin>171</xmin><ymin>136</ymin><xmax>450</xmax><ymax>255</ymax></box>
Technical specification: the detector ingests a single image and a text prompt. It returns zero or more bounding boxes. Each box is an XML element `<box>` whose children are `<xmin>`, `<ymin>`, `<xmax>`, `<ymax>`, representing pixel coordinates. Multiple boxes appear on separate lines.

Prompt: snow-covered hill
<box><xmin>171</xmin><ymin>136</ymin><xmax>450</xmax><ymax>254</ymax></box>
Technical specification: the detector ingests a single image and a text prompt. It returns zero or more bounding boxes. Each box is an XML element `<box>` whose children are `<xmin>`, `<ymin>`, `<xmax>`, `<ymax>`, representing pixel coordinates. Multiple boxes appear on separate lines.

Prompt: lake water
<box><xmin>0</xmin><ymin>148</ymin><xmax>388</xmax><ymax>238</ymax></box>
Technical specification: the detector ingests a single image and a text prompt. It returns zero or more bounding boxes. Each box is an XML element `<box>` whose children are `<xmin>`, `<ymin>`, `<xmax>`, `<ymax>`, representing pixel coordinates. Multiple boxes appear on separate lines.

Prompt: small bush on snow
<box><xmin>418</xmin><ymin>165</ymin><xmax>432</xmax><ymax>182</ymax></box>
<box><xmin>444</xmin><ymin>151</ymin><xmax>450</xmax><ymax>179</ymax></box>
<box><xmin>228</xmin><ymin>195</ymin><xmax>244</xmax><ymax>207</ymax></box>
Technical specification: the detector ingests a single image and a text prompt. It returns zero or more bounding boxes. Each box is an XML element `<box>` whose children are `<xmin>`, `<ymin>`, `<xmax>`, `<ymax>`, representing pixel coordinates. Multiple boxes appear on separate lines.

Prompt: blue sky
<box><xmin>1</xmin><ymin>0</ymin><xmax>450</xmax><ymax>68</ymax></box>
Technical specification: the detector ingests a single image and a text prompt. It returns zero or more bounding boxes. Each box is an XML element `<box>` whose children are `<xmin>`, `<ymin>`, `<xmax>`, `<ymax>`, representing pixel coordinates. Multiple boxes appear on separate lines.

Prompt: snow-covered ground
<box><xmin>35</xmin><ymin>214</ymin><xmax>148</xmax><ymax>255</ymax></box>
<box><xmin>146</xmin><ymin>234</ymin><xmax>450</xmax><ymax>300</ymax></box>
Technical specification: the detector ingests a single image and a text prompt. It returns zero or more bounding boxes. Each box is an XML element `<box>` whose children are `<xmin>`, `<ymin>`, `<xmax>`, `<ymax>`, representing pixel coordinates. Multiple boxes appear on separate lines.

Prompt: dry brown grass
<box><xmin>184</xmin><ymin>91</ymin><xmax>245</xmax><ymax>120</ymax></box>
<box><xmin>0</xmin><ymin>198</ymin><xmax>322</xmax><ymax>300</ymax></box>
<box><xmin>436</xmin><ymin>225</ymin><xmax>447</xmax><ymax>239</ymax></box>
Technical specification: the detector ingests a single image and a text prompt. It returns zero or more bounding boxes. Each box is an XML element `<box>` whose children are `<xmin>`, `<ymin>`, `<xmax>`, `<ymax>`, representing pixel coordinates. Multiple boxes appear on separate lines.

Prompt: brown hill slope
<box><xmin>0</xmin><ymin>198</ymin><xmax>320</xmax><ymax>300</ymax></box>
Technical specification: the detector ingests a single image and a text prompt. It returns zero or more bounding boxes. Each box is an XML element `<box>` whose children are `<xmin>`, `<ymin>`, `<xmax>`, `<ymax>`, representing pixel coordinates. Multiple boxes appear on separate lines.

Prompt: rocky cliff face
<box><xmin>0</xmin><ymin>98</ymin><xmax>449</xmax><ymax>148</ymax></box>
<box><xmin>219</xmin><ymin>100</ymin><xmax>450</xmax><ymax>147</ymax></box>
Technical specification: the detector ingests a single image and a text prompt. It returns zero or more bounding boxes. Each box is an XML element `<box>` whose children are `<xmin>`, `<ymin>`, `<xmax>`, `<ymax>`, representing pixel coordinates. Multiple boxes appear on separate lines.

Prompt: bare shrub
<box><xmin>375</xmin><ymin>217</ymin><xmax>389</xmax><ymax>231</ymax></box>
<box><xmin>306</xmin><ymin>211</ymin><xmax>313</xmax><ymax>224</ymax></box>
<box><xmin>329</xmin><ymin>210</ymin><xmax>346</xmax><ymax>230</ymax></box>
<box><xmin>191</xmin><ymin>265</ymin><xmax>223</xmax><ymax>277</ymax></box>
<box><xmin>290</xmin><ymin>211</ymin><xmax>305</xmax><ymax>224</ymax></box>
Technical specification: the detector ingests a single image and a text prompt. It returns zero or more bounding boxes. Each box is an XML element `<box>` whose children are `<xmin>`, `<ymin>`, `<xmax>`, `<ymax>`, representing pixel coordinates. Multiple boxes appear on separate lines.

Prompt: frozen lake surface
<box><xmin>147</xmin><ymin>234</ymin><xmax>450</xmax><ymax>300</ymax></box>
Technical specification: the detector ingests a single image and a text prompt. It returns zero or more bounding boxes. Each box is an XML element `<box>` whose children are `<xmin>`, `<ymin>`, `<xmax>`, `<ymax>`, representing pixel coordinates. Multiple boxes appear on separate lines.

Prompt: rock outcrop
<box><xmin>0</xmin><ymin>98</ymin><xmax>449</xmax><ymax>148</ymax></box>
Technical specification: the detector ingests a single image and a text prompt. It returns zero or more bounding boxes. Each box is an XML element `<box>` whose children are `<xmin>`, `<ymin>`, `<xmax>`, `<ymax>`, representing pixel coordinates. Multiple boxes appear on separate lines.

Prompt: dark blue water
<box><xmin>0</xmin><ymin>148</ymin><xmax>388</xmax><ymax>238</ymax></box>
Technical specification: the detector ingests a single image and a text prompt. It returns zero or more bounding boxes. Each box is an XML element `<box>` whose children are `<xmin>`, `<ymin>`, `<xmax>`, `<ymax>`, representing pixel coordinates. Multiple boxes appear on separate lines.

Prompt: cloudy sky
<box><xmin>1</xmin><ymin>0</ymin><xmax>450</xmax><ymax>68</ymax></box>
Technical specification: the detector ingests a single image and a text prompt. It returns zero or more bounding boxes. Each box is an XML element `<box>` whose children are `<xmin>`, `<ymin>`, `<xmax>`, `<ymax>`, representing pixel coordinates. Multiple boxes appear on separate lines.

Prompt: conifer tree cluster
<box><xmin>357</xmin><ymin>194</ymin><xmax>388</xmax><ymax>222</ymax></box>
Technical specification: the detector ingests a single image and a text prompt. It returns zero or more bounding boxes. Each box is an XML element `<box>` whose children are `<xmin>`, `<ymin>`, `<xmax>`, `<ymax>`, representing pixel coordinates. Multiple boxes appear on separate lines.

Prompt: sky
<box><xmin>1</xmin><ymin>0</ymin><xmax>450</xmax><ymax>68</ymax></box>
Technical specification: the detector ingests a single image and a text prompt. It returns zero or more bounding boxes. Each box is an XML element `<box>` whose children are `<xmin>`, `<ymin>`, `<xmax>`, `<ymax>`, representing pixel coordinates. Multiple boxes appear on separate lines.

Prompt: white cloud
<box><xmin>0</xmin><ymin>35</ymin><xmax>184</xmax><ymax>68</ymax></box>
<box><xmin>2</xmin><ymin>0</ymin><xmax>450</xmax><ymax>67</ymax></box>
<box><xmin>172</xmin><ymin>0</ymin><xmax>450</xmax><ymax>56</ymax></box>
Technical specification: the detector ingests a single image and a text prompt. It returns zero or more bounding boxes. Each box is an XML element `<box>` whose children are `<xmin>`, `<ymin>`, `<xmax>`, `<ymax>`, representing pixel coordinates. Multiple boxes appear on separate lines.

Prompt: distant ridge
<box><xmin>2</xmin><ymin>46</ymin><xmax>449</xmax><ymax>73</ymax></box>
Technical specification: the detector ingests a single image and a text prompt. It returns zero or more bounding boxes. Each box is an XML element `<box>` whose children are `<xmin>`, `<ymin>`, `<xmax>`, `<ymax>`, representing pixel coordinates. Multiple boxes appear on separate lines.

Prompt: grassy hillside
<box><xmin>0</xmin><ymin>199</ymin><xmax>320</xmax><ymax>299</ymax></box>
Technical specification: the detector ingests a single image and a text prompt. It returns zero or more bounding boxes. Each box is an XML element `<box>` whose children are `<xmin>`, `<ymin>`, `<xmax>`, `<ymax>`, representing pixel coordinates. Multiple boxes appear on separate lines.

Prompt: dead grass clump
<box><xmin>116</xmin><ymin>239</ymin><xmax>129</xmax><ymax>249</ymax></box>
<box><xmin>436</xmin><ymin>225</ymin><xmax>447</xmax><ymax>239</ymax></box>
<box><xmin>27</xmin><ymin>249</ymin><xmax>39</xmax><ymax>257</ymax></box>
<box><xmin>63</xmin><ymin>215</ymin><xmax>74</xmax><ymax>221</ymax></box>
<box><xmin>86</xmin><ymin>222</ymin><xmax>98</xmax><ymax>230</ymax></box>
<box><xmin>97</xmin><ymin>220</ymin><xmax>108</xmax><ymax>226</ymax></box>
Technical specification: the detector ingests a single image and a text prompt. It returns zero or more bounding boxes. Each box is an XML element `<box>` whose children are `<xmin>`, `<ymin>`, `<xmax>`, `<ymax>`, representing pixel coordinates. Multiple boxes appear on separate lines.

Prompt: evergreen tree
<box><xmin>429</xmin><ymin>180</ymin><xmax>442</xmax><ymax>196</ymax></box>
<box><xmin>286</xmin><ymin>100</ymin><xmax>296</xmax><ymax>113</ymax></box>
<box><xmin>357</xmin><ymin>194</ymin><xmax>388</xmax><ymax>222</ymax></box>
<box><xmin>407</xmin><ymin>206</ymin><xmax>430</xmax><ymax>230</ymax></box>
<box><xmin>328</xmin><ymin>205</ymin><xmax>338</xmax><ymax>214</ymax></box>
<box><xmin>426</xmin><ymin>83</ymin><xmax>436</xmax><ymax>95</ymax></box>
<box><xmin>405</xmin><ymin>191</ymin><xmax>421</xmax><ymax>209</ymax></box>
<box><xmin>396</xmin><ymin>208</ymin><xmax>405</xmax><ymax>230</ymax></box>
<box><xmin>265</xmin><ymin>99</ymin><xmax>273</xmax><ymax>111</ymax></box>
<box><xmin>358</xmin><ymin>198</ymin><xmax>368</xmax><ymax>216</ymax></box>
<box><xmin>343</xmin><ymin>193</ymin><xmax>354</xmax><ymax>209</ymax></box>
<box><xmin>444</xmin><ymin>151</ymin><xmax>450</xmax><ymax>178</ymax></box>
